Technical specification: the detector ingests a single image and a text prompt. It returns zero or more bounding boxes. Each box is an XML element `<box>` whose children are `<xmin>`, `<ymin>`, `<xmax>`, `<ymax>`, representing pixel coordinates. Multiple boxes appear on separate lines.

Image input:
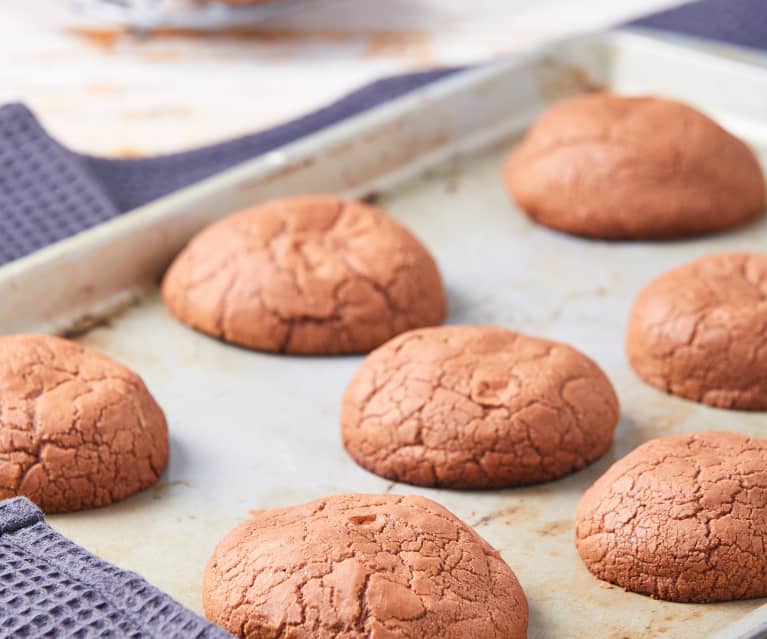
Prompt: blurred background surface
<box><xmin>1</xmin><ymin>0</ymin><xmax>683</xmax><ymax>155</ymax></box>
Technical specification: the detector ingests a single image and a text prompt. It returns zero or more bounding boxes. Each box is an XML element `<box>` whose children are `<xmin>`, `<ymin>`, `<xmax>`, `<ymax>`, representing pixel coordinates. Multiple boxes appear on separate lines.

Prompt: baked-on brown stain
<box><xmin>69</xmin><ymin>26</ymin><xmax>351</xmax><ymax>51</ymax></box>
<box><xmin>162</xmin><ymin>195</ymin><xmax>446</xmax><ymax>355</ymax></box>
<box><xmin>364</xmin><ymin>31</ymin><xmax>432</xmax><ymax>63</ymax></box>
<box><xmin>203</xmin><ymin>494</ymin><xmax>528</xmax><ymax>638</ymax></box>
<box><xmin>471</xmin><ymin>504</ymin><xmax>542</xmax><ymax>529</ymax></box>
<box><xmin>627</xmin><ymin>252</ymin><xmax>767</xmax><ymax>410</ymax></box>
<box><xmin>342</xmin><ymin>326</ymin><xmax>619</xmax><ymax>488</ymax></box>
<box><xmin>535</xmin><ymin>519</ymin><xmax>571</xmax><ymax>537</ymax></box>
<box><xmin>576</xmin><ymin>431</ymin><xmax>767</xmax><ymax>603</ymax></box>
<box><xmin>504</xmin><ymin>93</ymin><xmax>766</xmax><ymax>239</ymax></box>
<box><xmin>0</xmin><ymin>334</ymin><xmax>168</xmax><ymax>513</ymax></box>
<box><xmin>70</xmin><ymin>27</ymin><xmax>123</xmax><ymax>52</ymax></box>
<box><xmin>70</xmin><ymin>25</ymin><xmax>430</xmax><ymax>61</ymax></box>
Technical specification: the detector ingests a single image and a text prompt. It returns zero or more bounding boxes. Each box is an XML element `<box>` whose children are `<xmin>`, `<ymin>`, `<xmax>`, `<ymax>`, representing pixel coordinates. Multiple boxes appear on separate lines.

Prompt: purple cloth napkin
<box><xmin>0</xmin><ymin>496</ymin><xmax>233</xmax><ymax>638</ymax></box>
<box><xmin>629</xmin><ymin>0</ymin><xmax>767</xmax><ymax>51</ymax></box>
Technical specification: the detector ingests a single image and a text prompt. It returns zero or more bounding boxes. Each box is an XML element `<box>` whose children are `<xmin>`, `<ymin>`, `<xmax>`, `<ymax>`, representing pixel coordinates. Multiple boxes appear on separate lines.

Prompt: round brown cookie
<box><xmin>576</xmin><ymin>431</ymin><xmax>767</xmax><ymax>603</ymax></box>
<box><xmin>162</xmin><ymin>195</ymin><xmax>446</xmax><ymax>354</ymax></box>
<box><xmin>627</xmin><ymin>252</ymin><xmax>767</xmax><ymax>410</ymax></box>
<box><xmin>341</xmin><ymin>325</ymin><xmax>619</xmax><ymax>488</ymax></box>
<box><xmin>203</xmin><ymin>493</ymin><xmax>528</xmax><ymax>639</ymax></box>
<box><xmin>504</xmin><ymin>93</ymin><xmax>766</xmax><ymax>239</ymax></box>
<box><xmin>0</xmin><ymin>334</ymin><xmax>168</xmax><ymax>513</ymax></box>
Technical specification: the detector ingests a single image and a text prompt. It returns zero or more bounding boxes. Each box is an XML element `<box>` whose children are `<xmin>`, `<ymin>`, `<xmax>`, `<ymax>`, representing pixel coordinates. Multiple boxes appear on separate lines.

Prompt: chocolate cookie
<box><xmin>576</xmin><ymin>431</ymin><xmax>767</xmax><ymax>603</ymax></box>
<box><xmin>504</xmin><ymin>93</ymin><xmax>766</xmax><ymax>239</ymax></box>
<box><xmin>627</xmin><ymin>252</ymin><xmax>767</xmax><ymax>410</ymax></box>
<box><xmin>0</xmin><ymin>334</ymin><xmax>168</xmax><ymax>513</ymax></box>
<box><xmin>203</xmin><ymin>494</ymin><xmax>528</xmax><ymax>638</ymax></box>
<box><xmin>341</xmin><ymin>326</ymin><xmax>619</xmax><ymax>488</ymax></box>
<box><xmin>162</xmin><ymin>195</ymin><xmax>446</xmax><ymax>354</ymax></box>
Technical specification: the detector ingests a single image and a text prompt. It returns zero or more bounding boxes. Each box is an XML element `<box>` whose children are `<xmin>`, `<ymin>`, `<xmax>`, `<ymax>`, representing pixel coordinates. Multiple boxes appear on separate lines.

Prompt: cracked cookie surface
<box><xmin>341</xmin><ymin>326</ymin><xmax>619</xmax><ymax>488</ymax></box>
<box><xmin>576</xmin><ymin>431</ymin><xmax>767</xmax><ymax>603</ymax></box>
<box><xmin>0</xmin><ymin>334</ymin><xmax>168</xmax><ymax>513</ymax></box>
<box><xmin>504</xmin><ymin>93</ymin><xmax>766</xmax><ymax>239</ymax></box>
<box><xmin>627</xmin><ymin>252</ymin><xmax>767</xmax><ymax>410</ymax></box>
<box><xmin>161</xmin><ymin>195</ymin><xmax>446</xmax><ymax>354</ymax></box>
<box><xmin>203</xmin><ymin>493</ymin><xmax>528</xmax><ymax>639</ymax></box>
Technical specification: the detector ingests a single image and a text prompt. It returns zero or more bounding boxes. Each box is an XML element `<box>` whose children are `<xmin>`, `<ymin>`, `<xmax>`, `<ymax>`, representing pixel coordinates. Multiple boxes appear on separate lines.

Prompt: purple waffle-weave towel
<box><xmin>0</xmin><ymin>497</ymin><xmax>233</xmax><ymax>638</ymax></box>
<box><xmin>629</xmin><ymin>0</ymin><xmax>767</xmax><ymax>50</ymax></box>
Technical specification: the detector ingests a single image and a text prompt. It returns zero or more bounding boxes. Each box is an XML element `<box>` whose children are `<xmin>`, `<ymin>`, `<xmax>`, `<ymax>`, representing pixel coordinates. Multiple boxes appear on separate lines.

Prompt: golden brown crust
<box><xmin>203</xmin><ymin>493</ymin><xmax>528</xmax><ymax>638</ymax></box>
<box><xmin>162</xmin><ymin>195</ymin><xmax>446</xmax><ymax>354</ymax></box>
<box><xmin>0</xmin><ymin>334</ymin><xmax>168</xmax><ymax>513</ymax></box>
<box><xmin>504</xmin><ymin>93</ymin><xmax>766</xmax><ymax>239</ymax></box>
<box><xmin>627</xmin><ymin>252</ymin><xmax>767</xmax><ymax>410</ymax></box>
<box><xmin>341</xmin><ymin>326</ymin><xmax>619</xmax><ymax>488</ymax></box>
<box><xmin>575</xmin><ymin>431</ymin><xmax>767</xmax><ymax>603</ymax></box>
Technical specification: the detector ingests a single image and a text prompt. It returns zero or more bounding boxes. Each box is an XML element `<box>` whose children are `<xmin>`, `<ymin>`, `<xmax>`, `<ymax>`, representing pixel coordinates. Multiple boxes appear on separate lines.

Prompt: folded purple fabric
<box><xmin>629</xmin><ymin>0</ymin><xmax>767</xmax><ymax>51</ymax></box>
<box><xmin>0</xmin><ymin>497</ymin><xmax>233</xmax><ymax>638</ymax></box>
<box><xmin>0</xmin><ymin>104</ymin><xmax>119</xmax><ymax>265</ymax></box>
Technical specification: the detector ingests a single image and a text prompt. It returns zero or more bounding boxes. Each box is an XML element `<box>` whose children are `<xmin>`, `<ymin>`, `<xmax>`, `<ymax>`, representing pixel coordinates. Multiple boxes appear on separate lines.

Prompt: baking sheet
<box><xmin>1</xmin><ymin>31</ymin><xmax>767</xmax><ymax>638</ymax></box>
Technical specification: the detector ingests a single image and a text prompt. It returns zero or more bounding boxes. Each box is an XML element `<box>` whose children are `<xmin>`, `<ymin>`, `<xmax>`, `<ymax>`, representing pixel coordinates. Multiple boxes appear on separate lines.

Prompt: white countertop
<box><xmin>1</xmin><ymin>0</ymin><xmax>682</xmax><ymax>156</ymax></box>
